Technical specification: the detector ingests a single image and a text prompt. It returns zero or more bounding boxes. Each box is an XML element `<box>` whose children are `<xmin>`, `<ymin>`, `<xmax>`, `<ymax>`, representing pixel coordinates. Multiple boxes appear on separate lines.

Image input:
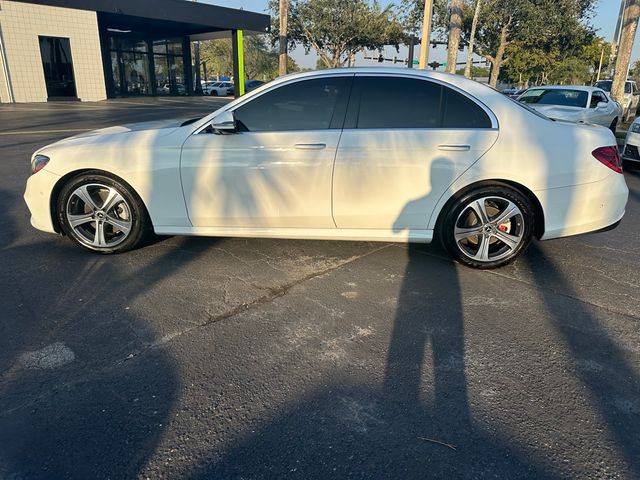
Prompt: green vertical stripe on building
<box><xmin>237</xmin><ymin>30</ymin><xmax>245</xmax><ymax>96</ymax></box>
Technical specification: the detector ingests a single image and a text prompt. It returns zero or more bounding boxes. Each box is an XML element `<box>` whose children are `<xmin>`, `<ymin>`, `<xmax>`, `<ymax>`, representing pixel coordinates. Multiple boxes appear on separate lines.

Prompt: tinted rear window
<box><xmin>352</xmin><ymin>76</ymin><xmax>492</xmax><ymax>129</ymax></box>
<box><xmin>442</xmin><ymin>87</ymin><xmax>492</xmax><ymax>128</ymax></box>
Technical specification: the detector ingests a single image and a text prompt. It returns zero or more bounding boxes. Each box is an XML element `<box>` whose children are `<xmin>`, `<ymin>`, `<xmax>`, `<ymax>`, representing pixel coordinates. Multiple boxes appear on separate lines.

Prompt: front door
<box><xmin>38</xmin><ymin>36</ymin><xmax>77</xmax><ymax>100</ymax></box>
<box><xmin>332</xmin><ymin>75</ymin><xmax>499</xmax><ymax>232</ymax></box>
<box><xmin>180</xmin><ymin>75</ymin><xmax>353</xmax><ymax>228</ymax></box>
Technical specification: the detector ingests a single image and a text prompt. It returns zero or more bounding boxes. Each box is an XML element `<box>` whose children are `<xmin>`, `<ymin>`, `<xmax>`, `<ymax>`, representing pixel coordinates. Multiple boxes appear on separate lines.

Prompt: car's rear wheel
<box><xmin>57</xmin><ymin>172</ymin><xmax>150</xmax><ymax>254</ymax></box>
<box><xmin>440</xmin><ymin>186</ymin><xmax>535</xmax><ymax>269</ymax></box>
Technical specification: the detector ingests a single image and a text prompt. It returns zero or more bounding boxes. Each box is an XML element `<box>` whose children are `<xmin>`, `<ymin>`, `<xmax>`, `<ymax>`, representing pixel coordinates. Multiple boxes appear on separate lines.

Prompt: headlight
<box><xmin>31</xmin><ymin>154</ymin><xmax>50</xmax><ymax>174</ymax></box>
<box><xmin>630</xmin><ymin>123</ymin><xmax>640</xmax><ymax>133</ymax></box>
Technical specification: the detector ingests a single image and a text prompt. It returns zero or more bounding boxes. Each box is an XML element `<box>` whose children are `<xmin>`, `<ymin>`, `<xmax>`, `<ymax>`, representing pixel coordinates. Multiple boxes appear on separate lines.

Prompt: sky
<box><xmin>203</xmin><ymin>0</ymin><xmax>631</xmax><ymax>70</ymax></box>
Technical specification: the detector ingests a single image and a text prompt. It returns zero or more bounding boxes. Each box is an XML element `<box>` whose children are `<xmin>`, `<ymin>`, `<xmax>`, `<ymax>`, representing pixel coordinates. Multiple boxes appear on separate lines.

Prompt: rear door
<box><xmin>332</xmin><ymin>74</ymin><xmax>499</xmax><ymax>232</ymax></box>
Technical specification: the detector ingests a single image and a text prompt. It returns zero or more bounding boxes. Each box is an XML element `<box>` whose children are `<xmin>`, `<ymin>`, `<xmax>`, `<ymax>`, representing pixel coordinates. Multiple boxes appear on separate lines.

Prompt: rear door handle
<box><xmin>437</xmin><ymin>144</ymin><xmax>471</xmax><ymax>152</ymax></box>
<box><xmin>294</xmin><ymin>143</ymin><xmax>326</xmax><ymax>150</ymax></box>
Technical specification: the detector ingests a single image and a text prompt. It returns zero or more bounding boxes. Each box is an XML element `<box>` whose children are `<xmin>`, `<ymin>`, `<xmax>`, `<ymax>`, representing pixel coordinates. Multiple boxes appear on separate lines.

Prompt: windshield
<box><xmin>595</xmin><ymin>81</ymin><xmax>612</xmax><ymax>92</ymax></box>
<box><xmin>519</xmin><ymin>89</ymin><xmax>588</xmax><ymax>108</ymax></box>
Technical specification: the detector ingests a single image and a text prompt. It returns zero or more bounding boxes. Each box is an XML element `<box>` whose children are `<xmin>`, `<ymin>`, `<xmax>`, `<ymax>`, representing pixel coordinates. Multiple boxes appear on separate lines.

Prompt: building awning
<box><xmin>10</xmin><ymin>0</ymin><xmax>271</xmax><ymax>36</ymax></box>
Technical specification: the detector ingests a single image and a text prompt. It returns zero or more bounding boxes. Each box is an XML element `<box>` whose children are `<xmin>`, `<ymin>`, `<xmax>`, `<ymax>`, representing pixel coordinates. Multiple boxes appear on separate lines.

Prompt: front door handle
<box><xmin>437</xmin><ymin>144</ymin><xmax>471</xmax><ymax>152</ymax></box>
<box><xmin>294</xmin><ymin>143</ymin><xmax>326</xmax><ymax>150</ymax></box>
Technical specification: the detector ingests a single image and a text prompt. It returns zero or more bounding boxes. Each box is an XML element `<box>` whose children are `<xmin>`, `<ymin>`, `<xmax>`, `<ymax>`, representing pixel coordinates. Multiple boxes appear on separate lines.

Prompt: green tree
<box><xmin>629</xmin><ymin>59</ymin><xmax>640</xmax><ymax>81</ymax></box>
<box><xmin>455</xmin><ymin>65</ymin><xmax>489</xmax><ymax>77</ymax></box>
<box><xmin>467</xmin><ymin>0</ymin><xmax>596</xmax><ymax>87</ymax></box>
<box><xmin>398</xmin><ymin>0</ymin><xmax>450</xmax><ymax>37</ymax></box>
<box><xmin>199</xmin><ymin>35</ymin><xmax>298</xmax><ymax>81</ymax></box>
<box><xmin>270</xmin><ymin>0</ymin><xmax>405</xmax><ymax>69</ymax></box>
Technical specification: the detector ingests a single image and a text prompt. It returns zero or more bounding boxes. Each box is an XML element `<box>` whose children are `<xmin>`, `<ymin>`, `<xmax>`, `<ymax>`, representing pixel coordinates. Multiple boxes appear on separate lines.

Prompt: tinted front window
<box><xmin>625</xmin><ymin>83</ymin><xmax>633</xmax><ymax>94</ymax></box>
<box><xmin>595</xmin><ymin>81</ymin><xmax>612</xmax><ymax>92</ymax></box>
<box><xmin>234</xmin><ymin>77</ymin><xmax>351</xmax><ymax>132</ymax></box>
<box><xmin>519</xmin><ymin>89</ymin><xmax>588</xmax><ymax>108</ymax></box>
<box><xmin>353</xmin><ymin>77</ymin><xmax>491</xmax><ymax>129</ymax></box>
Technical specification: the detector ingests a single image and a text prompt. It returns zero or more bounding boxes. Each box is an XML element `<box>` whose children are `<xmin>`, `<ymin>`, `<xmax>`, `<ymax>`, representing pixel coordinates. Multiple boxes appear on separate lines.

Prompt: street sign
<box><xmin>412</xmin><ymin>60</ymin><xmax>419</xmax><ymax>65</ymax></box>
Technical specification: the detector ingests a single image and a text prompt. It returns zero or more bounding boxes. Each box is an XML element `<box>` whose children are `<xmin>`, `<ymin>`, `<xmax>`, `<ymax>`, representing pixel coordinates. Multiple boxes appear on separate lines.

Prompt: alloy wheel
<box><xmin>65</xmin><ymin>183</ymin><xmax>132</xmax><ymax>248</ymax></box>
<box><xmin>454</xmin><ymin>196</ymin><xmax>525</xmax><ymax>263</ymax></box>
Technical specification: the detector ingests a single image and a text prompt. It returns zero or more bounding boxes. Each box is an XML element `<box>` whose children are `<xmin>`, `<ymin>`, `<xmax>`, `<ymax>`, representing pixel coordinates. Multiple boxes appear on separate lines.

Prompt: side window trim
<box><xmin>350</xmin><ymin>72</ymin><xmax>498</xmax><ymax>130</ymax></box>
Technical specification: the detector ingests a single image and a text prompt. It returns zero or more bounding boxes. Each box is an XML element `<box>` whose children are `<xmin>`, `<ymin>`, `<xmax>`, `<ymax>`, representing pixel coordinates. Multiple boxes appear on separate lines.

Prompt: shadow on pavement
<box><xmin>0</xmin><ymin>237</ymin><xmax>216</xmax><ymax>478</ymax></box>
<box><xmin>524</xmin><ymin>243</ymin><xmax>640</xmax><ymax>478</ymax></box>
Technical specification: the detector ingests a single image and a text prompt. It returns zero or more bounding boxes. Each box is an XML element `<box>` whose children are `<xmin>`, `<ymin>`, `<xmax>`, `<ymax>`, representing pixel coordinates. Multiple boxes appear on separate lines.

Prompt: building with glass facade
<box><xmin>0</xmin><ymin>0</ymin><xmax>269</xmax><ymax>103</ymax></box>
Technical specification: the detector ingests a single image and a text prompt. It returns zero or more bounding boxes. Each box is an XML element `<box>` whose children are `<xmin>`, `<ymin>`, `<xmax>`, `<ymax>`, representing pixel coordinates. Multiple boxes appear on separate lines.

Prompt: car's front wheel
<box><xmin>57</xmin><ymin>172</ymin><xmax>150</xmax><ymax>254</ymax></box>
<box><xmin>210</xmin><ymin>90</ymin><xmax>218</xmax><ymax>96</ymax></box>
<box><xmin>440</xmin><ymin>186</ymin><xmax>535</xmax><ymax>269</ymax></box>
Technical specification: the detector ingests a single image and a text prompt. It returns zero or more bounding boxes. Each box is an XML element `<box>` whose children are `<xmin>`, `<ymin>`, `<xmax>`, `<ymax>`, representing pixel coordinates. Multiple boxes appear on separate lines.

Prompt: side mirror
<box><xmin>596</xmin><ymin>101</ymin><xmax>607</xmax><ymax>110</ymax></box>
<box><xmin>211</xmin><ymin>110</ymin><xmax>236</xmax><ymax>132</ymax></box>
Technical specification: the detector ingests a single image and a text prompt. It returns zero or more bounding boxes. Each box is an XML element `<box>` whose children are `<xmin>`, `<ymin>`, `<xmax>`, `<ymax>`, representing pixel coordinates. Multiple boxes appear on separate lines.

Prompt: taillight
<box><xmin>592</xmin><ymin>146</ymin><xmax>623</xmax><ymax>174</ymax></box>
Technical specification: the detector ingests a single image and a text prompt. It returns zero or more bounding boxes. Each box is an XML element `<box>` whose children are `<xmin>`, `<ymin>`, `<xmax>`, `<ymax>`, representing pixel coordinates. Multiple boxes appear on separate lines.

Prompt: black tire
<box><xmin>439</xmin><ymin>185</ymin><xmax>535</xmax><ymax>269</ymax></box>
<box><xmin>610</xmin><ymin>117</ymin><xmax>618</xmax><ymax>135</ymax></box>
<box><xmin>57</xmin><ymin>172</ymin><xmax>151</xmax><ymax>254</ymax></box>
<box><xmin>210</xmin><ymin>90</ymin><xmax>218</xmax><ymax>96</ymax></box>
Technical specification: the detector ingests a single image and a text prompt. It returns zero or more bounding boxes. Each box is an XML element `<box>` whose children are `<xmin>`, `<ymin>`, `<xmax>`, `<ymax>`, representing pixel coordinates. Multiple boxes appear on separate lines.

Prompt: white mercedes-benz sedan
<box><xmin>517</xmin><ymin>86</ymin><xmax>622</xmax><ymax>133</ymax></box>
<box><xmin>24</xmin><ymin>68</ymin><xmax>628</xmax><ymax>269</ymax></box>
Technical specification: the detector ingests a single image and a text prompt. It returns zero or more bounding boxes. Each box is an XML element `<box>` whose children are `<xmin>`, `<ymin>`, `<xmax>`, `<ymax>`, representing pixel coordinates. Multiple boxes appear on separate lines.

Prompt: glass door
<box><xmin>38</xmin><ymin>36</ymin><xmax>77</xmax><ymax>99</ymax></box>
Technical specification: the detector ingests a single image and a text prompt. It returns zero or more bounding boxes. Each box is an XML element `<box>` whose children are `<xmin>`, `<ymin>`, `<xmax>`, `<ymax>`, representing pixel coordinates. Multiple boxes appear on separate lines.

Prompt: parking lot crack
<box><xmin>116</xmin><ymin>244</ymin><xmax>392</xmax><ymax>364</ymax></box>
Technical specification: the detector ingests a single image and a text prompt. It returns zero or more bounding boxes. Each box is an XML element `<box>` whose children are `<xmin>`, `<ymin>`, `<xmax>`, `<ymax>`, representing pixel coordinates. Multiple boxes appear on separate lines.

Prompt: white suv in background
<box><xmin>202</xmin><ymin>81</ymin><xmax>233</xmax><ymax>96</ymax></box>
<box><xmin>622</xmin><ymin>117</ymin><xmax>640</xmax><ymax>167</ymax></box>
<box><xmin>595</xmin><ymin>79</ymin><xmax>639</xmax><ymax>121</ymax></box>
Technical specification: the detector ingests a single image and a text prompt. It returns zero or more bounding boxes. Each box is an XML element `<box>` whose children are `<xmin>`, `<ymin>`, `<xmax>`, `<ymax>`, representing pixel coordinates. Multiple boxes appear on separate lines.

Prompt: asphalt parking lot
<box><xmin>1</xmin><ymin>97</ymin><xmax>639</xmax><ymax>479</ymax></box>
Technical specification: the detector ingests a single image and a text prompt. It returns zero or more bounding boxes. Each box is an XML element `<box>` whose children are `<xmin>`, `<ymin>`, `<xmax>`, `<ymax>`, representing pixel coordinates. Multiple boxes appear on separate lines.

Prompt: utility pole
<box><xmin>418</xmin><ymin>0</ymin><xmax>434</xmax><ymax>69</ymax></box>
<box><xmin>446</xmin><ymin>0</ymin><xmax>464</xmax><ymax>74</ymax></box>
<box><xmin>610</xmin><ymin>0</ymin><xmax>628</xmax><ymax>76</ymax></box>
<box><xmin>192</xmin><ymin>0</ymin><xmax>202</xmax><ymax>94</ymax></box>
<box><xmin>278</xmin><ymin>0</ymin><xmax>288</xmax><ymax>76</ymax></box>
<box><xmin>407</xmin><ymin>34</ymin><xmax>417</xmax><ymax>68</ymax></box>
<box><xmin>464</xmin><ymin>0</ymin><xmax>481</xmax><ymax>78</ymax></box>
<box><xmin>612</xmin><ymin>0</ymin><xmax>640</xmax><ymax>103</ymax></box>
<box><xmin>595</xmin><ymin>47</ymin><xmax>604</xmax><ymax>83</ymax></box>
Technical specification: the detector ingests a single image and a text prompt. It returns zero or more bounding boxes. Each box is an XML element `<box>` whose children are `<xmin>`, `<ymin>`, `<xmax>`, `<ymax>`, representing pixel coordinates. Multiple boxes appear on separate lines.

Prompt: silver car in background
<box><xmin>518</xmin><ymin>86</ymin><xmax>622</xmax><ymax>133</ymax></box>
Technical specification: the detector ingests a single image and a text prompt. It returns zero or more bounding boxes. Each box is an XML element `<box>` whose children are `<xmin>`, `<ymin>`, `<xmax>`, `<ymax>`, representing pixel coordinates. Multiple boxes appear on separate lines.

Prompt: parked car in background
<box><xmin>24</xmin><ymin>69</ymin><xmax>628</xmax><ymax>269</ymax></box>
<box><xmin>595</xmin><ymin>79</ymin><xmax>639</xmax><ymax>121</ymax></box>
<box><xmin>203</xmin><ymin>81</ymin><xmax>233</xmax><ymax>96</ymax></box>
<box><xmin>158</xmin><ymin>83</ymin><xmax>186</xmax><ymax>95</ymax></box>
<box><xmin>622</xmin><ymin>117</ymin><xmax>640</xmax><ymax>168</ymax></box>
<box><xmin>518</xmin><ymin>86</ymin><xmax>622</xmax><ymax>133</ymax></box>
<box><xmin>502</xmin><ymin>88</ymin><xmax>527</xmax><ymax>99</ymax></box>
<box><xmin>227</xmin><ymin>80</ymin><xmax>265</xmax><ymax>96</ymax></box>
<box><xmin>245</xmin><ymin>80</ymin><xmax>265</xmax><ymax>92</ymax></box>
